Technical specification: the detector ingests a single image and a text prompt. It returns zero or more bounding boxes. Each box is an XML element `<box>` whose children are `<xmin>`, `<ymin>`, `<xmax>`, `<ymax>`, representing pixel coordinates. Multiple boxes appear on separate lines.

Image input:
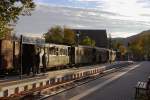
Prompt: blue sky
<box><xmin>36</xmin><ymin>0</ymin><xmax>98</xmax><ymax>8</ymax></box>
<box><xmin>15</xmin><ymin>0</ymin><xmax>150</xmax><ymax>37</ymax></box>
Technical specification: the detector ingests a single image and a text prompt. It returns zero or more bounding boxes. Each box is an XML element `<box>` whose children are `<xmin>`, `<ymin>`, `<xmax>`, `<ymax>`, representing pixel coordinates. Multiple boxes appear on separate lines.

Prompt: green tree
<box><xmin>0</xmin><ymin>0</ymin><xmax>35</xmax><ymax>39</ymax></box>
<box><xmin>80</xmin><ymin>36</ymin><xmax>96</xmax><ymax>46</ymax></box>
<box><xmin>44</xmin><ymin>25</ymin><xmax>64</xmax><ymax>44</ymax></box>
<box><xmin>63</xmin><ymin>27</ymin><xmax>76</xmax><ymax>45</ymax></box>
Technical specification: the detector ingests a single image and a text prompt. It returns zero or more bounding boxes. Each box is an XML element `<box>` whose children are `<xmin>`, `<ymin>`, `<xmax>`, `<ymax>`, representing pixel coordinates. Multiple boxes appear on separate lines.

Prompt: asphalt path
<box><xmin>45</xmin><ymin>61</ymin><xmax>150</xmax><ymax>100</ymax></box>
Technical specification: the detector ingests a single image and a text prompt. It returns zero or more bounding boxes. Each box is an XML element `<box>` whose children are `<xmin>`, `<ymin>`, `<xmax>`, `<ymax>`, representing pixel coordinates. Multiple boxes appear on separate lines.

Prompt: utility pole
<box><xmin>109</xmin><ymin>33</ymin><xmax>112</xmax><ymax>49</ymax></box>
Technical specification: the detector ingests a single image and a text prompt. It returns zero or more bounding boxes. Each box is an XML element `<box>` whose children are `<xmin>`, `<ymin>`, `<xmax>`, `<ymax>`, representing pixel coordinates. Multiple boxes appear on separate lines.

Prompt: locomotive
<box><xmin>0</xmin><ymin>38</ymin><xmax>116</xmax><ymax>75</ymax></box>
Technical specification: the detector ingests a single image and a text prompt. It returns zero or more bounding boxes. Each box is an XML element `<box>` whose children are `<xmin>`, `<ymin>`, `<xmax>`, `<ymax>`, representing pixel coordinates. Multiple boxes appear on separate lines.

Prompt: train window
<box><xmin>63</xmin><ymin>49</ymin><xmax>68</xmax><ymax>56</ymax></box>
<box><xmin>49</xmin><ymin>47</ymin><xmax>55</xmax><ymax>55</ymax></box>
<box><xmin>53</xmin><ymin>48</ymin><xmax>59</xmax><ymax>55</ymax></box>
<box><xmin>59</xmin><ymin>48</ymin><xmax>62</xmax><ymax>55</ymax></box>
<box><xmin>62</xmin><ymin>49</ymin><xmax>65</xmax><ymax>55</ymax></box>
<box><xmin>59</xmin><ymin>48</ymin><xmax>65</xmax><ymax>55</ymax></box>
<box><xmin>63</xmin><ymin>49</ymin><xmax>65</xmax><ymax>55</ymax></box>
<box><xmin>56</xmin><ymin>48</ymin><xmax>59</xmax><ymax>55</ymax></box>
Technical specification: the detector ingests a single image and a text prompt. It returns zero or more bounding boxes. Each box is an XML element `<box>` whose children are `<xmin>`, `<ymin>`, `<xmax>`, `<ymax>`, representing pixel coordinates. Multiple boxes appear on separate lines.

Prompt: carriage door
<box><xmin>92</xmin><ymin>48</ymin><xmax>96</xmax><ymax>63</ymax></box>
<box><xmin>22</xmin><ymin>44</ymin><xmax>36</xmax><ymax>73</ymax></box>
<box><xmin>0</xmin><ymin>41</ymin><xmax>2</xmax><ymax>73</ymax></box>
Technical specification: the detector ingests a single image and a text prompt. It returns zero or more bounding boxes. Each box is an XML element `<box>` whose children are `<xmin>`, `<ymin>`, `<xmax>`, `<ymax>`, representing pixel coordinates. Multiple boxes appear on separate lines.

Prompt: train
<box><xmin>0</xmin><ymin>38</ymin><xmax>116</xmax><ymax>75</ymax></box>
<box><xmin>22</xmin><ymin>43</ymin><xmax>116</xmax><ymax>69</ymax></box>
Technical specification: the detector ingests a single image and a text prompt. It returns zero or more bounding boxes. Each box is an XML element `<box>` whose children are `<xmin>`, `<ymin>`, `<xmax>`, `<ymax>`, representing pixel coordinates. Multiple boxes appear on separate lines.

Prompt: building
<box><xmin>73</xmin><ymin>29</ymin><xmax>108</xmax><ymax>48</ymax></box>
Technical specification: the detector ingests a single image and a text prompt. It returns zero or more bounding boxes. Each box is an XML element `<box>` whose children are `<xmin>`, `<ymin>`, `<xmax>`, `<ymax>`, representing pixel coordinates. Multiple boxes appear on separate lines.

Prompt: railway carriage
<box><xmin>0</xmin><ymin>40</ymin><xmax>20</xmax><ymax>74</ymax></box>
<box><xmin>69</xmin><ymin>46</ymin><xmax>94</xmax><ymax>65</ymax></box>
<box><xmin>94</xmin><ymin>47</ymin><xmax>110</xmax><ymax>63</ymax></box>
<box><xmin>38</xmin><ymin>44</ymin><xmax>70</xmax><ymax>69</ymax></box>
<box><xmin>22</xmin><ymin>43</ymin><xmax>70</xmax><ymax>70</ymax></box>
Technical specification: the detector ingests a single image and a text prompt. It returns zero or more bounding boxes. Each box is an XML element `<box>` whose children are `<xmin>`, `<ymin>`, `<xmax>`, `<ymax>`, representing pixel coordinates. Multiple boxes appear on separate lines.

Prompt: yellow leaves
<box><xmin>129</xmin><ymin>32</ymin><xmax>150</xmax><ymax>56</ymax></box>
<box><xmin>64</xmin><ymin>27</ymin><xmax>76</xmax><ymax>45</ymax></box>
<box><xmin>45</xmin><ymin>26</ymin><xmax>76</xmax><ymax>45</ymax></box>
<box><xmin>112</xmin><ymin>41</ymin><xmax>127</xmax><ymax>56</ymax></box>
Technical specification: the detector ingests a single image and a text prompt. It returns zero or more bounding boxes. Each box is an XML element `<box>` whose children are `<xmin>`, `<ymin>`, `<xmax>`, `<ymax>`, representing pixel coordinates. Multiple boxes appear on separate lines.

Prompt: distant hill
<box><xmin>126</xmin><ymin>30</ymin><xmax>150</xmax><ymax>43</ymax></box>
<box><xmin>112</xmin><ymin>37</ymin><xmax>126</xmax><ymax>45</ymax></box>
<box><xmin>112</xmin><ymin>30</ymin><xmax>150</xmax><ymax>46</ymax></box>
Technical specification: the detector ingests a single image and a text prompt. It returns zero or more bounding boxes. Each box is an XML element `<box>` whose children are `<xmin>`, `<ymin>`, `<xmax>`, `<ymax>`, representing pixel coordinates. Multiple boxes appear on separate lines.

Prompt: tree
<box><xmin>112</xmin><ymin>41</ymin><xmax>127</xmax><ymax>60</ymax></box>
<box><xmin>63</xmin><ymin>27</ymin><xmax>76</xmax><ymax>45</ymax></box>
<box><xmin>129</xmin><ymin>33</ymin><xmax>150</xmax><ymax>60</ymax></box>
<box><xmin>0</xmin><ymin>0</ymin><xmax>35</xmax><ymax>39</ymax></box>
<box><xmin>80</xmin><ymin>36</ymin><xmax>96</xmax><ymax>46</ymax></box>
<box><xmin>44</xmin><ymin>25</ymin><xmax>64</xmax><ymax>44</ymax></box>
<box><xmin>119</xmin><ymin>45</ymin><xmax>127</xmax><ymax>56</ymax></box>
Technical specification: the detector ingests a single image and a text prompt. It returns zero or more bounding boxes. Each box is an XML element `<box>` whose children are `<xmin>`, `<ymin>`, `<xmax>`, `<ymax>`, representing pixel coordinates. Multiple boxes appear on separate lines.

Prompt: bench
<box><xmin>135</xmin><ymin>78</ymin><xmax>150</xmax><ymax>99</ymax></box>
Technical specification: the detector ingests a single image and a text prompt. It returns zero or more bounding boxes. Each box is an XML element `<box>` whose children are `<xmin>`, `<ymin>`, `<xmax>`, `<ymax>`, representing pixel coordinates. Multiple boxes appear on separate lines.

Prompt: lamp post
<box><xmin>76</xmin><ymin>32</ymin><xmax>80</xmax><ymax>46</ymax></box>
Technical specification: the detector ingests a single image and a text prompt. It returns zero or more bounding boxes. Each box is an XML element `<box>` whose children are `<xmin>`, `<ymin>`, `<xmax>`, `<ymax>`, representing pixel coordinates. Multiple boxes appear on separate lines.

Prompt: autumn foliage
<box><xmin>129</xmin><ymin>33</ymin><xmax>150</xmax><ymax>60</ymax></box>
<box><xmin>44</xmin><ymin>26</ymin><xmax>76</xmax><ymax>45</ymax></box>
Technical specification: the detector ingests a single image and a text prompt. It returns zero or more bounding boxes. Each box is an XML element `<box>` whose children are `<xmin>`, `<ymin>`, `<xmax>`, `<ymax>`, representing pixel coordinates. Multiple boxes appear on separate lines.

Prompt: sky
<box><xmin>15</xmin><ymin>0</ymin><xmax>150</xmax><ymax>38</ymax></box>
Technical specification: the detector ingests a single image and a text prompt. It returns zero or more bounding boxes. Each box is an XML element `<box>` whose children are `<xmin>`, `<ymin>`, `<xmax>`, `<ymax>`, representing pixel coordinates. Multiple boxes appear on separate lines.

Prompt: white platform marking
<box><xmin>69</xmin><ymin>63</ymin><xmax>141</xmax><ymax>100</ymax></box>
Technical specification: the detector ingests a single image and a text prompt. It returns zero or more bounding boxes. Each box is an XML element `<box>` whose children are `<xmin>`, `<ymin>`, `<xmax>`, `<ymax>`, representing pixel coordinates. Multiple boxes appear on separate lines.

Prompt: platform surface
<box><xmin>45</xmin><ymin>61</ymin><xmax>150</xmax><ymax>100</ymax></box>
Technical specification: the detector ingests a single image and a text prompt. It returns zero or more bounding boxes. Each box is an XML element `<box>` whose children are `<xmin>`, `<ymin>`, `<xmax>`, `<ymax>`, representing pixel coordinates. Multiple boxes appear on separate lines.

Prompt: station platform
<box><xmin>0</xmin><ymin>61</ymin><xmax>133</xmax><ymax>98</ymax></box>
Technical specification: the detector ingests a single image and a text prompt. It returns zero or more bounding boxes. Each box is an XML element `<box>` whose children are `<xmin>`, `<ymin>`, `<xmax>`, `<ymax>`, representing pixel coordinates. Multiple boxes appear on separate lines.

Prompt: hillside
<box><xmin>126</xmin><ymin>30</ymin><xmax>150</xmax><ymax>43</ymax></box>
<box><xmin>112</xmin><ymin>38</ymin><xmax>126</xmax><ymax>45</ymax></box>
<box><xmin>112</xmin><ymin>30</ymin><xmax>150</xmax><ymax>47</ymax></box>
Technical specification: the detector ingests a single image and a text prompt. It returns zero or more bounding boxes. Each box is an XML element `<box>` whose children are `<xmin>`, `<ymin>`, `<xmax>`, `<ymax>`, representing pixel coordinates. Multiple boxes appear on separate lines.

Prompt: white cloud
<box><xmin>110</xmin><ymin>32</ymin><xmax>139</xmax><ymax>38</ymax></box>
<box><xmin>15</xmin><ymin>2</ymin><xmax>150</xmax><ymax>38</ymax></box>
<box><xmin>72</xmin><ymin>0</ymin><xmax>150</xmax><ymax>21</ymax></box>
